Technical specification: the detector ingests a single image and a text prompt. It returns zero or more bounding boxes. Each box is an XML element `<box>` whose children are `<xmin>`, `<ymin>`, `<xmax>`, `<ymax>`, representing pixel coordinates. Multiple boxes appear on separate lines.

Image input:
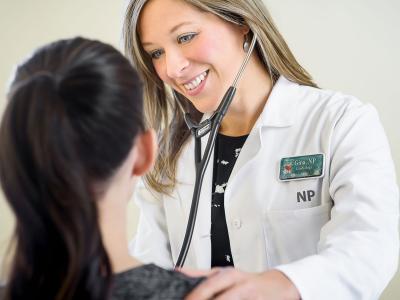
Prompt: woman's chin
<box><xmin>191</xmin><ymin>101</ymin><xmax>220</xmax><ymax>115</ymax></box>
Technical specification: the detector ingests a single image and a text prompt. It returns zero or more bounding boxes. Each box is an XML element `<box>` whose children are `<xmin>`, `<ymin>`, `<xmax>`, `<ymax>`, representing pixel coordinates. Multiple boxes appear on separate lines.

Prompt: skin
<box><xmin>97</xmin><ymin>129</ymin><xmax>157</xmax><ymax>273</ymax></box>
<box><xmin>139</xmin><ymin>0</ymin><xmax>301</xmax><ymax>298</ymax></box>
<box><xmin>181</xmin><ymin>268</ymin><xmax>300</xmax><ymax>300</ymax></box>
<box><xmin>139</xmin><ymin>0</ymin><xmax>273</xmax><ymax>136</ymax></box>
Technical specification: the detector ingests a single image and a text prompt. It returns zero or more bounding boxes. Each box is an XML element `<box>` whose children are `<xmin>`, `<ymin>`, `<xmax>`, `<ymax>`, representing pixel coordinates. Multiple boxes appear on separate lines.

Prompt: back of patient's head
<box><xmin>0</xmin><ymin>37</ymin><xmax>144</xmax><ymax>300</ymax></box>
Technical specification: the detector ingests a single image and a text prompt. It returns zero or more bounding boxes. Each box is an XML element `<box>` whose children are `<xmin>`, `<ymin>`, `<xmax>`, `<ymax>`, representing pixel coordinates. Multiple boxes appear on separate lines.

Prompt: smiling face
<box><xmin>139</xmin><ymin>0</ymin><xmax>248</xmax><ymax>113</ymax></box>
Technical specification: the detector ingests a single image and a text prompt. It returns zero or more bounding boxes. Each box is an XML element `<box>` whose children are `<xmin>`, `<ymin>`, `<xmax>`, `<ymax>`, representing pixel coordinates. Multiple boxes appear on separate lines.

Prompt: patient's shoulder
<box><xmin>111</xmin><ymin>263</ymin><xmax>203</xmax><ymax>299</ymax></box>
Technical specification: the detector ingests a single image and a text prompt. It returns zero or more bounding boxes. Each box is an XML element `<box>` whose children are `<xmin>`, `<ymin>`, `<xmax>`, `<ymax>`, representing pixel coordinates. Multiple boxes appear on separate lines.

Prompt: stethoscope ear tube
<box><xmin>174</xmin><ymin>34</ymin><xmax>257</xmax><ymax>269</ymax></box>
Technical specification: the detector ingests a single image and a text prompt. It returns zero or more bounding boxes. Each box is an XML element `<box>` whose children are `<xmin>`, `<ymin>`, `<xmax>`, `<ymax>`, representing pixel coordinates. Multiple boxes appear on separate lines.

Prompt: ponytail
<box><xmin>1</xmin><ymin>37</ymin><xmax>143</xmax><ymax>299</ymax></box>
<box><xmin>0</xmin><ymin>72</ymin><xmax>112</xmax><ymax>299</ymax></box>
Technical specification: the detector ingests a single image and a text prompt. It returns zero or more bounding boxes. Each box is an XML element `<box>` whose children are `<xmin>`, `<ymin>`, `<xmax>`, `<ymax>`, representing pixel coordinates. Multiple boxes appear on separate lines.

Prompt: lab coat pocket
<box><xmin>263</xmin><ymin>203</ymin><xmax>331</xmax><ymax>267</ymax></box>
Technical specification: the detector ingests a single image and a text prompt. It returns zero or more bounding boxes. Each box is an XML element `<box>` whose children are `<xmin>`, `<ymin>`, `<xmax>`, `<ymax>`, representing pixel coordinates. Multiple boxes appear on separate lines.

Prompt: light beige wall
<box><xmin>0</xmin><ymin>0</ymin><xmax>399</xmax><ymax>298</ymax></box>
<box><xmin>264</xmin><ymin>1</ymin><xmax>400</xmax><ymax>299</ymax></box>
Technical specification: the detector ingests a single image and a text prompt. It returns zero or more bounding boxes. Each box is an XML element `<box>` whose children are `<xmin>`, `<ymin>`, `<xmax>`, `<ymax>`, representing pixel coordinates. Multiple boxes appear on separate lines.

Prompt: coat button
<box><xmin>232</xmin><ymin>218</ymin><xmax>242</xmax><ymax>229</ymax></box>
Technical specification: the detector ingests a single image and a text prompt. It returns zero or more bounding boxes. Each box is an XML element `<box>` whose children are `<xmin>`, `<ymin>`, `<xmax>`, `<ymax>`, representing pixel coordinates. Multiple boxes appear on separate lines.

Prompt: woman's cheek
<box><xmin>193</xmin><ymin>35</ymin><xmax>220</xmax><ymax>63</ymax></box>
<box><xmin>153</xmin><ymin>62</ymin><xmax>170</xmax><ymax>84</ymax></box>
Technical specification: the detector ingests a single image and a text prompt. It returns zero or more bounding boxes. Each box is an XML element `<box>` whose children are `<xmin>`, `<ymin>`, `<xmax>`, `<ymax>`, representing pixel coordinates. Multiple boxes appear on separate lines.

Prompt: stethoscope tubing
<box><xmin>174</xmin><ymin>34</ymin><xmax>258</xmax><ymax>269</ymax></box>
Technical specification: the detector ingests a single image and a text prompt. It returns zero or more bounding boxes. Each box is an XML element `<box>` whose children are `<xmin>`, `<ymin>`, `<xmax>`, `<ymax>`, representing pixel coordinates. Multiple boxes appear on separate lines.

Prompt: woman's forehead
<box><xmin>138</xmin><ymin>0</ymin><xmax>208</xmax><ymax>40</ymax></box>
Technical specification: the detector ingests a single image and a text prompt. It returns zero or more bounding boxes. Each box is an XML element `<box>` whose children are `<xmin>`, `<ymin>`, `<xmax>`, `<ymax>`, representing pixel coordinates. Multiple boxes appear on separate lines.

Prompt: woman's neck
<box><xmin>219</xmin><ymin>55</ymin><xmax>273</xmax><ymax>136</ymax></box>
<box><xmin>98</xmin><ymin>186</ymin><xmax>142</xmax><ymax>274</ymax></box>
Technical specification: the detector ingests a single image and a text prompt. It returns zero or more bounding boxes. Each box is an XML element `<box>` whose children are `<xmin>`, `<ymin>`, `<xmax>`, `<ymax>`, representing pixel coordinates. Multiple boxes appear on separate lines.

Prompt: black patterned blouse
<box><xmin>211</xmin><ymin>133</ymin><xmax>248</xmax><ymax>267</ymax></box>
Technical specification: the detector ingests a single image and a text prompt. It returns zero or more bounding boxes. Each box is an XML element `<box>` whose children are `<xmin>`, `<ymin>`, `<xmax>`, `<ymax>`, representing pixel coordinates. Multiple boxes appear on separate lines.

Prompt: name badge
<box><xmin>279</xmin><ymin>153</ymin><xmax>325</xmax><ymax>181</ymax></box>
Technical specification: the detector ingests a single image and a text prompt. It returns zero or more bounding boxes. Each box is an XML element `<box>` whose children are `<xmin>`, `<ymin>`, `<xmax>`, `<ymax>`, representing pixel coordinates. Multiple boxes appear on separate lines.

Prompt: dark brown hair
<box><xmin>0</xmin><ymin>37</ymin><xmax>144</xmax><ymax>300</ymax></box>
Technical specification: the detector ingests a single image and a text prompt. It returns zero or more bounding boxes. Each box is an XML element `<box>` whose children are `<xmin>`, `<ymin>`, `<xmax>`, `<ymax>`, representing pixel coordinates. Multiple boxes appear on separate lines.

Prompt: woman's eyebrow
<box><xmin>142</xmin><ymin>21</ymin><xmax>194</xmax><ymax>47</ymax></box>
<box><xmin>169</xmin><ymin>21</ymin><xmax>193</xmax><ymax>34</ymax></box>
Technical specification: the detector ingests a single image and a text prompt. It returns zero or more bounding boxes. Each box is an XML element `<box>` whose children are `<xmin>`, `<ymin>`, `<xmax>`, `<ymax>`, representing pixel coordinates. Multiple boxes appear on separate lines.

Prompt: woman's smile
<box><xmin>182</xmin><ymin>70</ymin><xmax>209</xmax><ymax>96</ymax></box>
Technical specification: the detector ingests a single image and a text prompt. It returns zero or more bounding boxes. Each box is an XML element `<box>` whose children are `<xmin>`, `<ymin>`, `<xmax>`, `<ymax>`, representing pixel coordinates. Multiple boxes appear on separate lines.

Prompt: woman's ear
<box><xmin>132</xmin><ymin>129</ymin><xmax>157</xmax><ymax>177</ymax></box>
<box><xmin>241</xmin><ymin>24</ymin><xmax>250</xmax><ymax>35</ymax></box>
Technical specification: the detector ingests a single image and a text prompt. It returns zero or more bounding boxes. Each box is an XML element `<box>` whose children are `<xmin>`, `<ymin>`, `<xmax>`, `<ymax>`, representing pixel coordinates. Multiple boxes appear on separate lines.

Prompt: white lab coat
<box><xmin>130</xmin><ymin>76</ymin><xmax>399</xmax><ymax>299</ymax></box>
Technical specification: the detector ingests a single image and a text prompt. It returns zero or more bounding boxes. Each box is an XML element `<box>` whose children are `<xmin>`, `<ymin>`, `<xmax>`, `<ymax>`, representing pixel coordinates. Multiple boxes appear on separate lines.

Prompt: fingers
<box><xmin>185</xmin><ymin>267</ymin><xmax>244</xmax><ymax>300</ymax></box>
<box><xmin>178</xmin><ymin>267</ymin><xmax>222</xmax><ymax>278</ymax></box>
<box><xmin>214</xmin><ymin>284</ymin><xmax>249</xmax><ymax>300</ymax></box>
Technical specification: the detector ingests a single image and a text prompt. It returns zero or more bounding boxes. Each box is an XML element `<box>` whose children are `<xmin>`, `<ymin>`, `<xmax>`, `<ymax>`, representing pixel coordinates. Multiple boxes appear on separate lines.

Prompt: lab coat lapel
<box><xmin>226</xmin><ymin>76</ymin><xmax>299</xmax><ymax>200</ymax></box>
<box><xmin>175</xmin><ymin>128</ymin><xmax>213</xmax><ymax>269</ymax></box>
<box><xmin>193</xmin><ymin>131</ymin><xmax>213</xmax><ymax>268</ymax></box>
<box><xmin>227</xmin><ymin>127</ymin><xmax>262</xmax><ymax>191</ymax></box>
<box><xmin>170</xmin><ymin>138</ymin><xmax>196</xmax><ymax>266</ymax></box>
<box><xmin>176</xmin><ymin>138</ymin><xmax>196</xmax><ymax>213</ymax></box>
<box><xmin>225</xmin><ymin>76</ymin><xmax>297</xmax><ymax>190</ymax></box>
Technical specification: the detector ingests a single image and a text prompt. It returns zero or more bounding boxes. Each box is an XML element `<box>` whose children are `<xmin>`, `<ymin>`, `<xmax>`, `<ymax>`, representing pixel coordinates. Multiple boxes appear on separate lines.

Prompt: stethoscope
<box><xmin>174</xmin><ymin>34</ymin><xmax>258</xmax><ymax>269</ymax></box>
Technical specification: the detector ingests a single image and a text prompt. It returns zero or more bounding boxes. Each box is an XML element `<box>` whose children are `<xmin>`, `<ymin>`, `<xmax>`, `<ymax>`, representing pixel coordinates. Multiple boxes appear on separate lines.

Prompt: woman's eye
<box><xmin>178</xmin><ymin>33</ymin><xmax>197</xmax><ymax>44</ymax></box>
<box><xmin>150</xmin><ymin>49</ymin><xmax>163</xmax><ymax>59</ymax></box>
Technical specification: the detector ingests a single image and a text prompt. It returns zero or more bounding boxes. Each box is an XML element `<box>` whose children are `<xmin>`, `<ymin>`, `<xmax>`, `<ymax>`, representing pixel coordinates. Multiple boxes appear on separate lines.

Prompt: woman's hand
<box><xmin>182</xmin><ymin>268</ymin><xmax>300</xmax><ymax>300</ymax></box>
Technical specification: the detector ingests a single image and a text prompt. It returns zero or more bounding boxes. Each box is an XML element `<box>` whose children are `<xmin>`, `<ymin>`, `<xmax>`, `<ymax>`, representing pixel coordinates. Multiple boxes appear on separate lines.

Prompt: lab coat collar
<box><xmin>201</xmin><ymin>75</ymin><xmax>300</xmax><ymax>128</ymax></box>
<box><xmin>256</xmin><ymin>75</ymin><xmax>300</xmax><ymax>128</ymax></box>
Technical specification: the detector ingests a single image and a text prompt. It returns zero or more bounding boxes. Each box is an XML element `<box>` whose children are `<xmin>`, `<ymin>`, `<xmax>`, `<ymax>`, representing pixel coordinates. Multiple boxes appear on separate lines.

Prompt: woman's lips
<box><xmin>183</xmin><ymin>70</ymin><xmax>209</xmax><ymax>96</ymax></box>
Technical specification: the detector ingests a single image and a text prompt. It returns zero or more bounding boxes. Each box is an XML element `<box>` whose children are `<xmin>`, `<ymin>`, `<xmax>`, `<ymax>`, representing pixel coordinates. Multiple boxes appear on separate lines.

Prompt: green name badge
<box><xmin>279</xmin><ymin>154</ymin><xmax>325</xmax><ymax>181</ymax></box>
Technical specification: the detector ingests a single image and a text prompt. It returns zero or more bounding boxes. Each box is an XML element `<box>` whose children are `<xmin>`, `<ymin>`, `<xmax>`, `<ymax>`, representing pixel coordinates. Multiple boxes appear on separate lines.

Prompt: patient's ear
<box><xmin>132</xmin><ymin>129</ymin><xmax>157</xmax><ymax>176</ymax></box>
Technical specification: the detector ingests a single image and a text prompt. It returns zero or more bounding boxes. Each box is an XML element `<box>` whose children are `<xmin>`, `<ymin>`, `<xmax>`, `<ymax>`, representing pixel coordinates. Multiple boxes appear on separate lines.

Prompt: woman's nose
<box><xmin>165</xmin><ymin>49</ymin><xmax>189</xmax><ymax>79</ymax></box>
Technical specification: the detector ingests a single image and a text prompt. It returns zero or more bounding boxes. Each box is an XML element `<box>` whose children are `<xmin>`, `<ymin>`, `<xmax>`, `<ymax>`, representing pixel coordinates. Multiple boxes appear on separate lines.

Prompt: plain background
<box><xmin>0</xmin><ymin>0</ymin><xmax>399</xmax><ymax>298</ymax></box>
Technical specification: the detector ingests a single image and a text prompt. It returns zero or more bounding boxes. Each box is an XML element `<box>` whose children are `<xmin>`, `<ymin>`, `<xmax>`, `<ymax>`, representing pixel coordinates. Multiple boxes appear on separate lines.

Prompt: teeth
<box><xmin>184</xmin><ymin>71</ymin><xmax>207</xmax><ymax>91</ymax></box>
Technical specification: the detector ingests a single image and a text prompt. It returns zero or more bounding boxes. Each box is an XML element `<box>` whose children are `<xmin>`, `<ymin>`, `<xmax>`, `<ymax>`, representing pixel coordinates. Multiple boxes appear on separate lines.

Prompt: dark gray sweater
<box><xmin>0</xmin><ymin>264</ymin><xmax>203</xmax><ymax>300</ymax></box>
<box><xmin>111</xmin><ymin>264</ymin><xmax>203</xmax><ymax>300</ymax></box>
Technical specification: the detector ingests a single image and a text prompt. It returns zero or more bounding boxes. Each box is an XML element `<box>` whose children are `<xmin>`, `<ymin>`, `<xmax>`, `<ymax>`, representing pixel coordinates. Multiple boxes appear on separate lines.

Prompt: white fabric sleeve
<box><xmin>276</xmin><ymin>103</ymin><xmax>399</xmax><ymax>300</ymax></box>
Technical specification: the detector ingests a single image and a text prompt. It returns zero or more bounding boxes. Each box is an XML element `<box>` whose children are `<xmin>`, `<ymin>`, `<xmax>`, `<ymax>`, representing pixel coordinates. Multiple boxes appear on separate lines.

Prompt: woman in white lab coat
<box><xmin>123</xmin><ymin>0</ymin><xmax>399</xmax><ymax>299</ymax></box>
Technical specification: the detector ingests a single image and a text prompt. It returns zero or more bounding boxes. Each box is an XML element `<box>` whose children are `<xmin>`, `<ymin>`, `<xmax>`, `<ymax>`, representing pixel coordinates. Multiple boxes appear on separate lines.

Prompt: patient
<box><xmin>0</xmin><ymin>37</ymin><xmax>202</xmax><ymax>300</ymax></box>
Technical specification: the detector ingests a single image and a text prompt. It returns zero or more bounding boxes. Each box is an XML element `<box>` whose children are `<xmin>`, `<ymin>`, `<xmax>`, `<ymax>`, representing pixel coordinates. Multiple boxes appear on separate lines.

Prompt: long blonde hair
<box><xmin>123</xmin><ymin>0</ymin><xmax>317</xmax><ymax>195</ymax></box>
